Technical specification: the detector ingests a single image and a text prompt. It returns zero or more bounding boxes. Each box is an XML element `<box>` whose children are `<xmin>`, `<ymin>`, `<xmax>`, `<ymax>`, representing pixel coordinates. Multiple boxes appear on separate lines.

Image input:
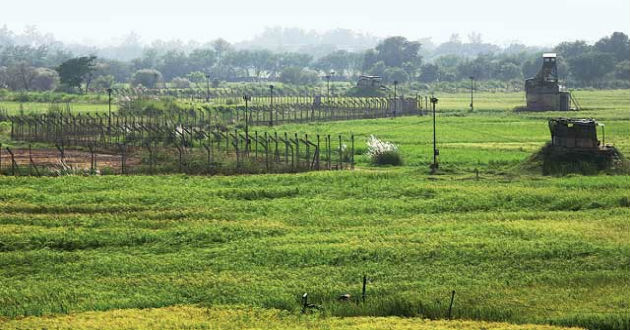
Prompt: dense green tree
<box><xmin>186</xmin><ymin>71</ymin><xmax>206</xmax><ymax>84</ymax></box>
<box><xmin>568</xmin><ymin>52</ymin><xmax>615</xmax><ymax>84</ymax></box>
<box><xmin>418</xmin><ymin>63</ymin><xmax>439</xmax><ymax>82</ymax></box>
<box><xmin>495</xmin><ymin>62</ymin><xmax>521</xmax><ymax>80</ymax></box>
<box><xmin>188</xmin><ymin>48</ymin><xmax>216</xmax><ymax>73</ymax></box>
<box><xmin>1</xmin><ymin>61</ymin><xmax>37</xmax><ymax>90</ymax></box>
<box><xmin>368</xmin><ymin>61</ymin><xmax>386</xmax><ymax>77</ymax></box>
<box><xmin>30</xmin><ymin>68</ymin><xmax>59</xmax><ymax>91</ymax></box>
<box><xmin>315</xmin><ymin>50</ymin><xmax>352</xmax><ymax>76</ymax></box>
<box><xmin>554</xmin><ymin>40</ymin><xmax>591</xmax><ymax>59</ymax></box>
<box><xmin>248</xmin><ymin>49</ymin><xmax>274</xmax><ymax>78</ymax></box>
<box><xmin>614</xmin><ymin>60</ymin><xmax>629</xmax><ymax>80</ymax></box>
<box><xmin>158</xmin><ymin>50</ymin><xmax>189</xmax><ymax>80</ymax></box>
<box><xmin>383</xmin><ymin>67</ymin><xmax>409</xmax><ymax>84</ymax></box>
<box><xmin>374</xmin><ymin>36</ymin><xmax>422</xmax><ymax>68</ymax></box>
<box><xmin>170</xmin><ymin>77</ymin><xmax>191</xmax><ymax>88</ymax></box>
<box><xmin>131</xmin><ymin>69</ymin><xmax>162</xmax><ymax>88</ymax></box>
<box><xmin>362</xmin><ymin>49</ymin><xmax>378</xmax><ymax>72</ymax></box>
<box><xmin>92</xmin><ymin>74</ymin><xmax>115</xmax><ymax>89</ymax></box>
<box><xmin>278</xmin><ymin>66</ymin><xmax>319</xmax><ymax>85</ymax></box>
<box><xmin>95</xmin><ymin>59</ymin><xmax>132</xmax><ymax>83</ymax></box>
<box><xmin>56</xmin><ymin>55</ymin><xmax>97</xmax><ymax>93</ymax></box>
<box><xmin>521</xmin><ymin>56</ymin><xmax>542</xmax><ymax>79</ymax></box>
<box><xmin>594</xmin><ymin>32</ymin><xmax>630</xmax><ymax>62</ymax></box>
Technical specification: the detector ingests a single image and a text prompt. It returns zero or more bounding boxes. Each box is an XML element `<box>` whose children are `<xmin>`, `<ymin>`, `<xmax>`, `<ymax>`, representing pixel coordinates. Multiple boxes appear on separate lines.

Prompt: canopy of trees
<box><xmin>1</xmin><ymin>25</ymin><xmax>628</xmax><ymax>92</ymax></box>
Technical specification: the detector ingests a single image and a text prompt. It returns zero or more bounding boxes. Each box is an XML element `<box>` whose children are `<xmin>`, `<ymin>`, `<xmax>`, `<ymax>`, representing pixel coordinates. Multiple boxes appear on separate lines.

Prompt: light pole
<box><xmin>430</xmin><ymin>96</ymin><xmax>439</xmax><ymax>172</ymax></box>
<box><xmin>205</xmin><ymin>73</ymin><xmax>211</xmax><ymax>102</ymax></box>
<box><xmin>469</xmin><ymin>76</ymin><xmax>475</xmax><ymax>111</ymax></box>
<box><xmin>107</xmin><ymin>88</ymin><xmax>113</xmax><ymax>134</ymax></box>
<box><xmin>269</xmin><ymin>85</ymin><xmax>274</xmax><ymax>126</ymax></box>
<box><xmin>393</xmin><ymin>80</ymin><xmax>398</xmax><ymax>117</ymax></box>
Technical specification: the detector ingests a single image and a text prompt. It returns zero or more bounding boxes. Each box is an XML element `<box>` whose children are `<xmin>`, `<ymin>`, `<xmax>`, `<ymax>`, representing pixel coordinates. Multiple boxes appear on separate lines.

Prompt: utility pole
<box><xmin>269</xmin><ymin>85</ymin><xmax>274</xmax><ymax>126</ymax></box>
<box><xmin>469</xmin><ymin>76</ymin><xmax>474</xmax><ymax>111</ymax></box>
<box><xmin>107</xmin><ymin>88</ymin><xmax>113</xmax><ymax>134</ymax></box>
<box><xmin>431</xmin><ymin>96</ymin><xmax>439</xmax><ymax>172</ymax></box>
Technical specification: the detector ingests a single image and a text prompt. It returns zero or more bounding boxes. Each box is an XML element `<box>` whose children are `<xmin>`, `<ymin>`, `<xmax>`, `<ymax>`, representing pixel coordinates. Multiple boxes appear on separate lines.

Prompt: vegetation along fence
<box><xmin>4</xmin><ymin>113</ymin><xmax>354</xmax><ymax>176</ymax></box>
<box><xmin>118</xmin><ymin>95</ymin><xmax>426</xmax><ymax>125</ymax></box>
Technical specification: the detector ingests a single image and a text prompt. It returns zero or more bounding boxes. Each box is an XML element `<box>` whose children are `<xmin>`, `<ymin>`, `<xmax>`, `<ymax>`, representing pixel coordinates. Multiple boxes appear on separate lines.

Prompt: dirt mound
<box><xmin>521</xmin><ymin>143</ymin><xmax>628</xmax><ymax>175</ymax></box>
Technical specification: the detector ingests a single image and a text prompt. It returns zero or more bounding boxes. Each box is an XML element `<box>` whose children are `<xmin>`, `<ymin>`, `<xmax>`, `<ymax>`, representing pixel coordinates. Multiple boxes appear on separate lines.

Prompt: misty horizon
<box><xmin>2</xmin><ymin>0</ymin><xmax>628</xmax><ymax>48</ymax></box>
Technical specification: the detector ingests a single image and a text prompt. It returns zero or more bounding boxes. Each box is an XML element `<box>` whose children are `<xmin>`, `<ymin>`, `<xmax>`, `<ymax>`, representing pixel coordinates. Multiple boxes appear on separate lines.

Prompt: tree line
<box><xmin>1</xmin><ymin>30</ymin><xmax>628</xmax><ymax>93</ymax></box>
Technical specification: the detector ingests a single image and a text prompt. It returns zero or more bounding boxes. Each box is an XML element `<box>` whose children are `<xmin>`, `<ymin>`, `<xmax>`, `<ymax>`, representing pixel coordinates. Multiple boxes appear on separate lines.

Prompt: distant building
<box><xmin>356</xmin><ymin>75</ymin><xmax>382</xmax><ymax>88</ymax></box>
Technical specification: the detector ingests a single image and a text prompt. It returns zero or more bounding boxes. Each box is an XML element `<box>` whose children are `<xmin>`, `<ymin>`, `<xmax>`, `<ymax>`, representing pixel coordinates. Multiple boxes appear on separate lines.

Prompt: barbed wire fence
<box><xmin>2</xmin><ymin>111</ymin><xmax>355</xmax><ymax>176</ymax></box>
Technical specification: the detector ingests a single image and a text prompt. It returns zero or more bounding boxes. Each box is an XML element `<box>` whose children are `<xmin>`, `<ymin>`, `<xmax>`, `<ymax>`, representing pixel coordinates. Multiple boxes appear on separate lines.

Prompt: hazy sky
<box><xmin>2</xmin><ymin>0</ymin><xmax>629</xmax><ymax>46</ymax></box>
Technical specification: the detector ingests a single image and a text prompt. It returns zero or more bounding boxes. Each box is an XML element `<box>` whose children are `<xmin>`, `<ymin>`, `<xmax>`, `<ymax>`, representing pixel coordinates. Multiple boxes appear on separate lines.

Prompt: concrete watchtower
<box><xmin>525</xmin><ymin>53</ymin><xmax>571</xmax><ymax>111</ymax></box>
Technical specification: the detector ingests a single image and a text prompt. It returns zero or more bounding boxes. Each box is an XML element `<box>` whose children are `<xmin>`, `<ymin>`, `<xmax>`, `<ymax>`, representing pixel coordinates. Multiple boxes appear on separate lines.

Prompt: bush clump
<box><xmin>366</xmin><ymin>135</ymin><xmax>402</xmax><ymax>166</ymax></box>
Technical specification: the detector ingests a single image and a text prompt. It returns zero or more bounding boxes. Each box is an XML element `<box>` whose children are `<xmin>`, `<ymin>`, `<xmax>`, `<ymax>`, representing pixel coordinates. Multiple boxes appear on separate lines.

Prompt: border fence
<box><xmin>117</xmin><ymin>95</ymin><xmax>426</xmax><ymax>126</ymax></box>
<box><xmin>3</xmin><ymin>112</ymin><xmax>355</xmax><ymax>176</ymax></box>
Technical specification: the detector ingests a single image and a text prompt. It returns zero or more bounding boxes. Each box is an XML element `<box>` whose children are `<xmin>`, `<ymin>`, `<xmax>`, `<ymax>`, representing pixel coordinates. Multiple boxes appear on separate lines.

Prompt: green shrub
<box><xmin>366</xmin><ymin>135</ymin><xmax>402</xmax><ymax>166</ymax></box>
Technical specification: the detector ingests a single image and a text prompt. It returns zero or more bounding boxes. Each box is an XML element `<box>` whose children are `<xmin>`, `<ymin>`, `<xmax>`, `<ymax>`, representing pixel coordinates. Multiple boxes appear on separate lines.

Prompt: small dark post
<box><xmin>243</xmin><ymin>94</ymin><xmax>251</xmax><ymax>150</ymax></box>
<box><xmin>351</xmin><ymin>134</ymin><xmax>355</xmax><ymax>169</ymax></box>
<box><xmin>362</xmin><ymin>275</ymin><xmax>367</xmax><ymax>303</ymax></box>
<box><xmin>28</xmin><ymin>144</ymin><xmax>32</xmax><ymax>176</ymax></box>
<box><xmin>430</xmin><ymin>97</ymin><xmax>439</xmax><ymax>172</ymax></box>
<box><xmin>6</xmin><ymin>147</ymin><xmax>17</xmax><ymax>176</ymax></box>
<box><xmin>448</xmin><ymin>290</ymin><xmax>456</xmax><ymax>319</ymax></box>
<box><xmin>88</xmin><ymin>144</ymin><xmax>95</xmax><ymax>174</ymax></box>
<box><xmin>205</xmin><ymin>73</ymin><xmax>211</xmax><ymax>102</ymax></box>
<box><xmin>393</xmin><ymin>80</ymin><xmax>398</xmax><ymax>117</ymax></box>
<box><xmin>325</xmin><ymin>71</ymin><xmax>335</xmax><ymax>105</ymax></box>
<box><xmin>338</xmin><ymin>135</ymin><xmax>342</xmax><ymax>169</ymax></box>
<box><xmin>316</xmin><ymin>134</ymin><xmax>320</xmax><ymax>170</ymax></box>
<box><xmin>301</xmin><ymin>293</ymin><xmax>308</xmax><ymax>313</ymax></box>
<box><xmin>107</xmin><ymin>88</ymin><xmax>113</xmax><ymax>134</ymax></box>
<box><xmin>269</xmin><ymin>85</ymin><xmax>274</xmax><ymax>127</ymax></box>
<box><xmin>119</xmin><ymin>144</ymin><xmax>127</xmax><ymax>175</ymax></box>
<box><xmin>469</xmin><ymin>76</ymin><xmax>475</xmax><ymax>111</ymax></box>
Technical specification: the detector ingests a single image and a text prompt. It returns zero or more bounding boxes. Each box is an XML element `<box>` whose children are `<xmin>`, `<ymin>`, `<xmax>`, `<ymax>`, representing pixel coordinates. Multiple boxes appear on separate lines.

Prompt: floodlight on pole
<box><xmin>430</xmin><ymin>96</ymin><xmax>439</xmax><ymax>172</ymax></box>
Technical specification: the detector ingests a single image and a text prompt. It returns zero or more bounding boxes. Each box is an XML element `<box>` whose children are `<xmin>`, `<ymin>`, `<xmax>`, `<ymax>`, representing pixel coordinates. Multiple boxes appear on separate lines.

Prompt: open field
<box><xmin>0</xmin><ymin>101</ymin><xmax>116</xmax><ymax>115</ymax></box>
<box><xmin>1</xmin><ymin>90</ymin><xmax>629</xmax><ymax>330</ymax></box>
<box><xmin>0</xmin><ymin>305</ymin><xmax>585</xmax><ymax>330</ymax></box>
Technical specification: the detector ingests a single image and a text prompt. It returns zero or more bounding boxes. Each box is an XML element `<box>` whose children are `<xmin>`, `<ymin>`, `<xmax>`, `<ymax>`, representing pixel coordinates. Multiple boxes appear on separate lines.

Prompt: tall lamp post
<box><xmin>205</xmin><ymin>73</ymin><xmax>211</xmax><ymax>102</ymax></box>
<box><xmin>469</xmin><ymin>76</ymin><xmax>475</xmax><ymax>111</ymax></box>
<box><xmin>107</xmin><ymin>88</ymin><xmax>113</xmax><ymax>134</ymax></box>
<box><xmin>430</xmin><ymin>96</ymin><xmax>439</xmax><ymax>172</ymax></box>
<box><xmin>269</xmin><ymin>85</ymin><xmax>274</xmax><ymax>126</ymax></box>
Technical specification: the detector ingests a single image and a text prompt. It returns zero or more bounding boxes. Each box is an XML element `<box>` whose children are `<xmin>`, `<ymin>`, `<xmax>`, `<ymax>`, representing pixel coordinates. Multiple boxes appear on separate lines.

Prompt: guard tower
<box><xmin>548</xmin><ymin>118</ymin><xmax>600</xmax><ymax>149</ymax></box>
<box><xmin>357</xmin><ymin>75</ymin><xmax>382</xmax><ymax>88</ymax></box>
<box><xmin>525</xmin><ymin>53</ymin><xmax>571</xmax><ymax>111</ymax></box>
